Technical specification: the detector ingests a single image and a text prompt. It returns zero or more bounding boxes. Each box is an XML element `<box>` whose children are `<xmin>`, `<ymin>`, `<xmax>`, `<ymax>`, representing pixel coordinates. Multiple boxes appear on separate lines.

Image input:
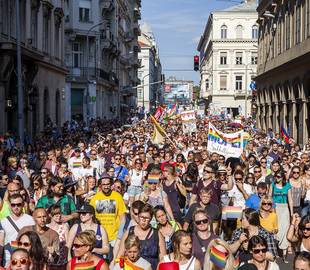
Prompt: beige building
<box><xmin>0</xmin><ymin>0</ymin><xmax>66</xmax><ymax>137</ymax></box>
<box><xmin>197</xmin><ymin>0</ymin><xmax>258</xmax><ymax>117</ymax></box>
<box><xmin>256</xmin><ymin>0</ymin><xmax>310</xmax><ymax>144</ymax></box>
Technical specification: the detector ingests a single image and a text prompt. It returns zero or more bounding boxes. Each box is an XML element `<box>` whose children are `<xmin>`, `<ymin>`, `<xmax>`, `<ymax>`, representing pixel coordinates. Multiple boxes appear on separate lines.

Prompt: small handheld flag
<box><xmin>280</xmin><ymin>125</ymin><xmax>290</xmax><ymax>143</ymax></box>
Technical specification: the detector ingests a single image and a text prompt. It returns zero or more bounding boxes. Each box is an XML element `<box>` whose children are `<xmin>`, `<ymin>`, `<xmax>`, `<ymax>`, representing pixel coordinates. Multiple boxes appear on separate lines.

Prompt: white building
<box><xmin>137</xmin><ymin>23</ymin><xmax>162</xmax><ymax>112</ymax></box>
<box><xmin>197</xmin><ymin>0</ymin><xmax>258</xmax><ymax>117</ymax></box>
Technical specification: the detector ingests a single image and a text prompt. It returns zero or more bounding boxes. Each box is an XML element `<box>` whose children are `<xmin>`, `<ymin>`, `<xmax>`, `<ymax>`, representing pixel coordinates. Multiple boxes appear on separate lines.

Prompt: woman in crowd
<box><xmin>259</xmin><ymin>195</ymin><xmax>278</xmax><ymax>234</ymax></box>
<box><xmin>181</xmin><ymin>162</ymin><xmax>199</xmax><ymax>193</ymax></box>
<box><xmin>269</xmin><ymin>170</ymin><xmax>293</xmax><ymax>261</ymax></box>
<box><xmin>67</xmin><ymin>204</ymin><xmax>109</xmax><ymax>259</ymax></box>
<box><xmin>290</xmin><ymin>165</ymin><xmax>303</xmax><ymax>213</ymax></box>
<box><xmin>245</xmin><ymin>173</ymin><xmax>256</xmax><ymax>194</ymax></box>
<box><xmin>288</xmin><ymin>214</ymin><xmax>310</xmax><ymax>252</ymax></box>
<box><xmin>136</xmin><ymin>174</ymin><xmax>174</xmax><ymax>221</ymax></box>
<box><xmin>175</xmin><ymin>153</ymin><xmax>187</xmax><ymax>176</ymax></box>
<box><xmin>229</xmin><ymin>208</ymin><xmax>277</xmax><ymax>262</ymax></box>
<box><xmin>203</xmin><ymin>238</ymin><xmax>234</xmax><ymax>270</ymax></box>
<box><xmin>159</xmin><ymin>230</ymin><xmax>201</xmax><ymax>270</ymax></box>
<box><xmin>16</xmin><ymin>231</ymin><xmax>47</xmax><ymax>270</ymax></box>
<box><xmin>191</xmin><ymin>209</ymin><xmax>218</xmax><ymax>265</ymax></box>
<box><xmin>115</xmin><ymin>203</ymin><xmax>166</xmax><ymax>270</ymax></box>
<box><xmin>301</xmin><ymin>165</ymin><xmax>310</xmax><ymax>217</ymax></box>
<box><xmin>162</xmin><ymin>164</ymin><xmax>187</xmax><ymax>224</ymax></box>
<box><xmin>127</xmin><ymin>158</ymin><xmax>145</xmax><ymax>204</ymax></box>
<box><xmin>244</xmin><ymin>236</ymin><xmax>279</xmax><ymax>270</ymax></box>
<box><xmin>67</xmin><ymin>230</ymin><xmax>109</xmax><ymax>270</ymax></box>
<box><xmin>154</xmin><ymin>205</ymin><xmax>181</xmax><ymax>253</ymax></box>
<box><xmin>9</xmin><ymin>249</ymin><xmax>32</xmax><ymax>270</ymax></box>
<box><xmin>28</xmin><ymin>174</ymin><xmax>45</xmax><ymax>206</ymax></box>
<box><xmin>113</xmin><ymin>235</ymin><xmax>152</xmax><ymax>270</ymax></box>
<box><xmin>294</xmin><ymin>251</ymin><xmax>310</xmax><ymax>270</ymax></box>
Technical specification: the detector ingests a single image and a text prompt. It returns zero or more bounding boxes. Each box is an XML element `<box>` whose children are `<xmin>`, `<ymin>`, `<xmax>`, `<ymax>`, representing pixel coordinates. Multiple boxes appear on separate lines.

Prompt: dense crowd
<box><xmin>0</xmin><ymin>115</ymin><xmax>310</xmax><ymax>270</ymax></box>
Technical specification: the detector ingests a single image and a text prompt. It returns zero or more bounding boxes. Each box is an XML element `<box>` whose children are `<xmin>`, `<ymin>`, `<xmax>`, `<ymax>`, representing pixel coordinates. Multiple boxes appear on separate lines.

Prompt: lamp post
<box><xmin>141</xmin><ymin>73</ymin><xmax>150</xmax><ymax>111</ymax></box>
<box><xmin>86</xmin><ymin>21</ymin><xmax>105</xmax><ymax>126</ymax></box>
<box><xmin>16</xmin><ymin>0</ymin><xmax>24</xmax><ymax>147</ymax></box>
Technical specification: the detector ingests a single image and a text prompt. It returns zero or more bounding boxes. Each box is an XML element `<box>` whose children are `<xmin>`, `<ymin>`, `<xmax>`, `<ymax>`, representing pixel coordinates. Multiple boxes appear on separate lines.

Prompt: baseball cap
<box><xmin>77</xmin><ymin>204</ymin><xmax>95</xmax><ymax>215</ymax></box>
<box><xmin>100</xmin><ymin>172</ymin><xmax>113</xmax><ymax>180</ymax></box>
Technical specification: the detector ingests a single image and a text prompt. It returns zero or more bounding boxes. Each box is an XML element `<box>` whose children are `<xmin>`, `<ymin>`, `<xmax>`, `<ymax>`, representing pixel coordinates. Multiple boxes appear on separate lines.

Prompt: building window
<box><xmin>205</xmin><ymin>79</ymin><xmax>209</xmax><ymax>90</ymax></box>
<box><xmin>221</xmin><ymin>25</ymin><xmax>227</xmax><ymax>39</ymax></box>
<box><xmin>235</xmin><ymin>76</ymin><xmax>243</xmax><ymax>91</ymax></box>
<box><xmin>138</xmin><ymin>89</ymin><xmax>143</xmax><ymax>99</ymax></box>
<box><xmin>277</xmin><ymin>17</ymin><xmax>282</xmax><ymax>54</ymax></box>
<box><xmin>252</xmin><ymin>25</ymin><xmax>258</xmax><ymax>39</ymax></box>
<box><xmin>236</xmin><ymin>25</ymin><xmax>243</xmax><ymax>39</ymax></box>
<box><xmin>251</xmin><ymin>52</ymin><xmax>258</xmax><ymax>65</ymax></box>
<box><xmin>43</xmin><ymin>15</ymin><xmax>50</xmax><ymax>53</ymax></box>
<box><xmin>220</xmin><ymin>75</ymin><xmax>227</xmax><ymax>90</ymax></box>
<box><xmin>79</xmin><ymin>0</ymin><xmax>91</xmax><ymax>22</ymax></box>
<box><xmin>55</xmin><ymin>24</ymin><xmax>60</xmax><ymax>58</ymax></box>
<box><xmin>285</xmin><ymin>6</ymin><xmax>291</xmax><ymax>50</ymax></box>
<box><xmin>307</xmin><ymin>0</ymin><xmax>310</xmax><ymax>37</ymax></box>
<box><xmin>220</xmin><ymin>52</ymin><xmax>227</xmax><ymax>65</ymax></box>
<box><xmin>235</xmin><ymin>52</ymin><xmax>243</xmax><ymax>65</ymax></box>
<box><xmin>295</xmin><ymin>4</ymin><xmax>301</xmax><ymax>44</ymax></box>
<box><xmin>72</xmin><ymin>43</ymin><xmax>82</xmax><ymax>68</ymax></box>
<box><xmin>30</xmin><ymin>7</ymin><xmax>38</xmax><ymax>47</ymax></box>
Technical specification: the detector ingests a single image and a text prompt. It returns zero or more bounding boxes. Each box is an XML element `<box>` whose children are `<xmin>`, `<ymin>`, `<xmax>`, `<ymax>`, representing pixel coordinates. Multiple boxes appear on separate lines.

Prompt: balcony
<box><xmin>100</xmin><ymin>30</ymin><xmax>116</xmax><ymax>50</ymax></box>
<box><xmin>234</xmin><ymin>90</ymin><xmax>252</xmax><ymax>98</ymax></box>
<box><xmin>67</xmin><ymin>67</ymin><xmax>111</xmax><ymax>83</ymax></box>
<box><xmin>100</xmin><ymin>0</ymin><xmax>114</xmax><ymax>14</ymax></box>
<box><xmin>133</xmin><ymin>23</ymin><xmax>141</xmax><ymax>36</ymax></box>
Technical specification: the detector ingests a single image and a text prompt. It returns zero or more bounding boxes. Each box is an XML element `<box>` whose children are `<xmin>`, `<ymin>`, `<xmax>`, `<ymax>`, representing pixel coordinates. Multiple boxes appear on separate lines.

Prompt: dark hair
<box><xmin>248</xmin><ymin>235</ymin><xmax>268</xmax><ymax>251</ymax></box>
<box><xmin>48</xmin><ymin>204</ymin><xmax>61</xmax><ymax>216</ymax></box>
<box><xmin>138</xmin><ymin>203</ymin><xmax>153</xmax><ymax>218</ymax></box>
<box><xmin>274</xmin><ymin>170</ymin><xmax>287</xmax><ymax>186</ymax></box>
<box><xmin>30</xmin><ymin>174</ymin><xmax>43</xmax><ymax>190</ymax></box>
<box><xmin>176</xmin><ymin>153</ymin><xmax>186</xmax><ymax>163</ymax></box>
<box><xmin>47</xmin><ymin>177</ymin><xmax>63</xmax><ymax>198</ymax></box>
<box><xmin>9</xmin><ymin>193</ymin><xmax>23</xmax><ymax>203</ymax></box>
<box><xmin>154</xmin><ymin>205</ymin><xmax>166</xmax><ymax>216</ymax></box>
<box><xmin>294</xmin><ymin>251</ymin><xmax>310</xmax><ymax>269</ymax></box>
<box><xmin>257</xmin><ymin>182</ymin><xmax>268</xmax><ymax>190</ymax></box>
<box><xmin>171</xmin><ymin>230</ymin><xmax>191</xmax><ymax>255</ymax></box>
<box><xmin>131</xmin><ymin>200</ymin><xmax>144</xmax><ymax>210</ymax></box>
<box><xmin>299</xmin><ymin>215</ymin><xmax>310</xmax><ymax>237</ymax></box>
<box><xmin>243</xmin><ymin>208</ymin><xmax>260</xmax><ymax>227</ymax></box>
<box><xmin>17</xmin><ymin>231</ymin><xmax>46</xmax><ymax>270</ymax></box>
<box><xmin>185</xmin><ymin>163</ymin><xmax>199</xmax><ymax>181</ymax></box>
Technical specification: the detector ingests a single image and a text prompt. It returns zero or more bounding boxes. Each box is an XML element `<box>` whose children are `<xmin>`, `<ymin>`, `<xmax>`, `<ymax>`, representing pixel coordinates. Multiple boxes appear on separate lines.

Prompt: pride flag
<box><xmin>221</xmin><ymin>206</ymin><xmax>243</xmax><ymax>220</ymax></box>
<box><xmin>10</xmin><ymin>241</ymin><xmax>19</xmax><ymax>251</ymax></box>
<box><xmin>280</xmin><ymin>125</ymin><xmax>290</xmax><ymax>143</ymax></box>
<box><xmin>73</xmin><ymin>261</ymin><xmax>94</xmax><ymax>270</ymax></box>
<box><xmin>114</xmin><ymin>258</ymin><xmax>144</xmax><ymax>270</ymax></box>
<box><xmin>210</xmin><ymin>246</ymin><xmax>228</xmax><ymax>268</ymax></box>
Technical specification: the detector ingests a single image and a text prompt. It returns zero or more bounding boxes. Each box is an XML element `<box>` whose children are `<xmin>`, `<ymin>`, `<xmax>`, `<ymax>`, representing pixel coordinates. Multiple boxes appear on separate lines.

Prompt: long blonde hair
<box><xmin>203</xmin><ymin>239</ymin><xmax>235</xmax><ymax>270</ymax></box>
<box><xmin>259</xmin><ymin>195</ymin><xmax>273</xmax><ymax>213</ymax></box>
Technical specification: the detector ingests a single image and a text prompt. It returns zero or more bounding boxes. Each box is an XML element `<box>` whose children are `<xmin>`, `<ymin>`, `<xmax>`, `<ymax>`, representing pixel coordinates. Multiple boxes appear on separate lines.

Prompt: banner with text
<box><xmin>180</xmin><ymin>110</ymin><xmax>197</xmax><ymax>134</ymax></box>
<box><xmin>207</xmin><ymin>122</ymin><xmax>243</xmax><ymax>158</ymax></box>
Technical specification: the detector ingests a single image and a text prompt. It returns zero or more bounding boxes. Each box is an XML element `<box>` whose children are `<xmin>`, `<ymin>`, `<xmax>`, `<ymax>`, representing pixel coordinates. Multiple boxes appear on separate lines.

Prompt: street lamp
<box><xmin>86</xmin><ymin>21</ymin><xmax>105</xmax><ymax>127</ymax></box>
<box><xmin>141</xmin><ymin>73</ymin><xmax>150</xmax><ymax>110</ymax></box>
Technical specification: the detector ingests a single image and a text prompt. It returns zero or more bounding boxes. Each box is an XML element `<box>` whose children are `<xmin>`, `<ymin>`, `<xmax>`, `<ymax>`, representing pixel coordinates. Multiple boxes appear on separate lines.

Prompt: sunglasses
<box><xmin>18</xmin><ymin>241</ymin><xmax>31</xmax><ymax>248</ymax></box>
<box><xmin>302</xmin><ymin>227</ymin><xmax>310</xmax><ymax>231</ymax></box>
<box><xmin>262</xmin><ymin>202</ymin><xmax>272</xmax><ymax>206</ymax></box>
<box><xmin>11</xmin><ymin>203</ymin><xmax>23</xmax><ymax>207</ymax></box>
<box><xmin>73</xmin><ymin>243</ymin><xmax>86</xmax><ymax>249</ymax></box>
<box><xmin>292</xmin><ymin>171</ymin><xmax>300</xmax><ymax>174</ymax></box>
<box><xmin>148</xmin><ymin>181</ymin><xmax>158</xmax><ymax>185</ymax></box>
<box><xmin>254</xmin><ymin>171</ymin><xmax>261</xmax><ymax>173</ymax></box>
<box><xmin>11</xmin><ymin>258</ymin><xmax>29</xmax><ymax>266</ymax></box>
<box><xmin>235</xmin><ymin>178</ymin><xmax>243</xmax><ymax>181</ymax></box>
<box><xmin>195</xmin><ymin>218</ymin><xmax>208</xmax><ymax>225</ymax></box>
<box><xmin>252</xmin><ymin>248</ymin><xmax>267</xmax><ymax>254</ymax></box>
<box><xmin>204</xmin><ymin>170</ymin><xmax>213</xmax><ymax>173</ymax></box>
<box><xmin>114</xmin><ymin>158</ymin><xmax>121</xmax><ymax>160</ymax></box>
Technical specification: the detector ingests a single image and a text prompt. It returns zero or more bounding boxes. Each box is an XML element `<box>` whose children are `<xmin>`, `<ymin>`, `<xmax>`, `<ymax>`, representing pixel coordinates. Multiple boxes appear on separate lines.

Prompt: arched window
<box><xmin>236</xmin><ymin>25</ymin><xmax>243</xmax><ymax>39</ymax></box>
<box><xmin>252</xmin><ymin>25</ymin><xmax>258</xmax><ymax>39</ymax></box>
<box><xmin>221</xmin><ymin>25</ymin><xmax>227</xmax><ymax>39</ymax></box>
<box><xmin>55</xmin><ymin>89</ymin><xmax>60</xmax><ymax>126</ymax></box>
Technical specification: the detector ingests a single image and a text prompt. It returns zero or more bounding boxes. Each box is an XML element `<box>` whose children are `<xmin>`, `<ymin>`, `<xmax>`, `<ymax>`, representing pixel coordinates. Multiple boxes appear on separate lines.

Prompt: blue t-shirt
<box><xmin>245</xmin><ymin>194</ymin><xmax>261</xmax><ymax>210</ymax></box>
<box><xmin>272</xmin><ymin>182</ymin><xmax>292</xmax><ymax>204</ymax></box>
<box><xmin>114</xmin><ymin>165</ymin><xmax>128</xmax><ymax>182</ymax></box>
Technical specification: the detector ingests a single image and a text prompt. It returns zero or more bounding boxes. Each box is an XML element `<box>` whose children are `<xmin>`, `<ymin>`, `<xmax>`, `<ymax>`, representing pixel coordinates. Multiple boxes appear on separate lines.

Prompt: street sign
<box><xmin>250</xmin><ymin>81</ymin><xmax>257</xmax><ymax>90</ymax></box>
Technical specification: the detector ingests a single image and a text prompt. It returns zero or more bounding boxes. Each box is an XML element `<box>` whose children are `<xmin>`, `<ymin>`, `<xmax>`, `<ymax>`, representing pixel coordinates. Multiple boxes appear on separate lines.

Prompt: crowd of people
<box><xmin>0</xmin><ymin>115</ymin><xmax>309</xmax><ymax>270</ymax></box>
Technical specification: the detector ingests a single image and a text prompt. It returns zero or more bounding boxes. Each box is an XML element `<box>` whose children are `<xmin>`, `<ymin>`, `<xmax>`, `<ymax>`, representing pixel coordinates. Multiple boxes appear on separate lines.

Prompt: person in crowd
<box><xmin>294</xmin><ymin>251</ymin><xmax>310</xmax><ymax>270</ymax></box>
<box><xmin>113</xmin><ymin>153</ymin><xmax>129</xmax><ymax>183</ymax></box>
<box><xmin>203</xmin><ymin>238</ymin><xmax>235</xmax><ymax>270</ymax></box>
<box><xmin>242</xmin><ymin>236</ymin><xmax>279</xmax><ymax>270</ymax></box>
<box><xmin>246</xmin><ymin>182</ymin><xmax>269</xmax><ymax>211</ymax></box>
<box><xmin>115</xmin><ymin>203</ymin><xmax>166</xmax><ymax>270</ymax></box>
<box><xmin>0</xmin><ymin>182</ymin><xmax>21</xmax><ymax>220</ymax></box>
<box><xmin>67</xmin><ymin>230</ymin><xmax>109</xmax><ymax>270</ymax></box>
<box><xmin>16</xmin><ymin>231</ymin><xmax>47</xmax><ymax>270</ymax></box>
<box><xmin>258</xmin><ymin>196</ymin><xmax>278</xmax><ymax>234</ymax></box>
<box><xmin>228</xmin><ymin>208</ymin><xmax>277</xmax><ymax>262</ymax></box>
<box><xmin>288</xmin><ymin>214</ymin><xmax>310</xmax><ymax>253</ymax></box>
<box><xmin>269</xmin><ymin>170</ymin><xmax>293</xmax><ymax>261</ymax></box>
<box><xmin>127</xmin><ymin>158</ymin><xmax>145</xmax><ymax>204</ymax></box>
<box><xmin>113</xmin><ymin>234</ymin><xmax>152</xmax><ymax>270</ymax></box>
<box><xmin>265</xmin><ymin>160</ymin><xmax>281</xmax><ymax>186</ymax></box>
<box><xmin>154</xmin><ymin>205</ymin><xmax>181</xmax><ymax>253</ymax></box>
<box><xmin>289</xmin><ymin>165</ymin><xmax>303</xmax><ymax>214</ymax></box>
<box><xmin>191</xmin><ymin>209</ymin><xmax>218</xmax><ymax>265</ymax></box>
<box><xmin>158</xmin><ymin>230</ymin><xmax>201</xmax><ymax>270</ymax></box>
<box><xmin>67</xmin><ymin>203</ymin><xmax>109</xmax><ymax>259</ymax></box>
<box><xmin>28</xmin><ymin>174</ymin><xmax>46</xmax><ymax>208</ymax></box>
<box><xmin>90</xmin><ymin>173</ymin><xmax>126</xmax><ymax>250</ymax></box>
<box><xmin>0</xmin><ymin>194</ymin><xmax>35</xmax><ymax>266</ymax></box>
<box><xmin>9</xmin><ymin>248</ymin><xmax>32</xmax><ymax>270</ymax></box>
<box><xmin>0</xmin><ymin>174</ymin><xmax>9</xmax><ymax>199</ymax></box>
<box><xmin>301</xmin><ymin>165</ymin><xmax>310</xmax><ymax>217</ymax></box>
<box><xmin>16</xmin><ymin>158</ymin><xmax>33</xmax><ymax>189</ymax></box>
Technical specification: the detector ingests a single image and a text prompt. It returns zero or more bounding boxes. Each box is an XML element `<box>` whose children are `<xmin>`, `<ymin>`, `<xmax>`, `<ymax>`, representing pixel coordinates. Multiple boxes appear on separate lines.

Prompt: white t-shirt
<box><xmin>0</xmin><ymin>214</ymin><xmax>35</xmax><ymax>266</ymax></box>
<box><xmin>129</xmin><ymin>169</ymin><xmax>145</xmax><ymax>187</ymax></box>
<box><xmin>228</xmin><ymin>183</ymin><xmax>253</xmax><ymax>208</ymax></box>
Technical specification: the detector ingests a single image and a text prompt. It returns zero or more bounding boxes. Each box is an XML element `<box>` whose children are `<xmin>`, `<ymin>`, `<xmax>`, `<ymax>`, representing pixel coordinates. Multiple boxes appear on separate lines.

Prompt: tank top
<box><xmin>300</xmin><ymin>241</ymin><xmax>310</xmax><ymax>252</ymax></box>
<box><xmin>129</xmin><ymin>226</ymin><xmax>159</xmax><ymax>270</ymax></box>
<box><xmin>291</xmin><ymin>185</ymin><xmax>302</xmax><ymax>207</ymax></box>
<box><xmin>129</xmin><ymin>169</ymin><xmax>144</xmax><ymax>187</ymax></box>
<box><xmin>70</xmin><ymin>257</ymin><xmax>105</xmax><ymax>270</ymax></box>
<box><xmin>76</xmin><ymin>224</ymin><xmax>102</xmax><ymax>251</ymax></box>
<box><xmin>163</xmin><ymin>255</ymin><xmax>196</xmax><ymax>270</ymax></box>
<box><xmin>162</xmin><ymin>182</ymin><xmax>181</xmax><ymax>214</ymax></box>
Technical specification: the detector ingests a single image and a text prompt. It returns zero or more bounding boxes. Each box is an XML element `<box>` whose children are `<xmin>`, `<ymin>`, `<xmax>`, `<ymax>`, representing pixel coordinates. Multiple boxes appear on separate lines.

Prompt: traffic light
<box><xmin>194</xmin><ymin>55</ymin><xmax>199</xmax><ymax>71</ymax></box>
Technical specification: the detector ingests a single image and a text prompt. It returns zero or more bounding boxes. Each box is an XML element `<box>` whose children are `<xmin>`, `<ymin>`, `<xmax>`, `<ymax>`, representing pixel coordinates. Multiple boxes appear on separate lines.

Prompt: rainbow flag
<box><xmin>147</xmin><ymin>174</ymin><xmax>160</xmax><ymax>183</ymax></box>
<box><xmin>280</xmin><ymin>125</ymin><xmax>290</xmax><ymax>143</ymax></box>
<box><xmin>10</xmin><ymin>241</ymin><xmax>19</xmax><ymax>251</ymax></box>
<box><xmin>73</xmin><ymin>162</ymin><xmax>82</xmax><ymax>168</ymax></box>
<box><xmin>73</xmin><ymin>261</ymin><xmax>94</xmax><ymax>270</ymax></box>
<box><xmin>221</xmin><ymin>206</ymin><xmax>243</xmax><ymax>220</ymax></box>
<box><xmin>114</xmin><ymin>258</ymin><xmax>144</xmax><ymax>270</ymax></box>
<box><xmin>242</xmin><ymin>132</ymin><xmax>251</xmax><ymax>149</ymax></box>
<box><xmin>210</xmin><ymin>246</ymin><xmax>228</xmax><ymax>268</ymax></box>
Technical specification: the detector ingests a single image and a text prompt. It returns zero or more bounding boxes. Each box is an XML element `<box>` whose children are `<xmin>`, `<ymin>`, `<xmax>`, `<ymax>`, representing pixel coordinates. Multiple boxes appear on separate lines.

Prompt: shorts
<box><xmin>128</xmin><ymin>185</ymin><xmax>142</xmax><ymax>197</ymax></box>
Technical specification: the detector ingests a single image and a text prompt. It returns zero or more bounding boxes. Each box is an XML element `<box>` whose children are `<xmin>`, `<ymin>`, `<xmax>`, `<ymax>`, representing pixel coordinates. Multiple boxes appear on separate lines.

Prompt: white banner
<box><xmin>180</xmin><ymin>110</ymin><xmax>196</xmax><ymax>133</ymax></box>
<box><xmin>207</xmin><ymin>122</ymin><xmax>243</xmax><ymax>158</ymax></box>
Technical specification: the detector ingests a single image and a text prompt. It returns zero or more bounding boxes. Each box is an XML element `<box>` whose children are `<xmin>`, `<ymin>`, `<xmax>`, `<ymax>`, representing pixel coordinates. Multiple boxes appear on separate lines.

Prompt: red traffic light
<box><xmin>194</xmin><ymin>55</ymin><xmax>199</xmax><ymax>62</ymax></box>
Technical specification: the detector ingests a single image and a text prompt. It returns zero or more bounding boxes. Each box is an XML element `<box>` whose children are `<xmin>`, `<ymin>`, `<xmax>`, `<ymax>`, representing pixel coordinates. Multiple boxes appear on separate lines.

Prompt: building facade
<box><xmin>197</xmin><ymin>0</ymin><xmax>258</xmax><ymax>117</ymax></box>
<box><xmin>64</xmin><ymin>0</ymin><xmax>141</xmax><ymax>122</ymax></box>
<box><xmin>256</xmin><ymin>0</ymin><xmax>310</xmax><ymax>144</ymax></box>
<box><xmin>164</xmin><ymin>77</ymin><xmax>194</xmax><ymax>106</ymax></box>
<box><xmin>137</xmin><ymin>23</ymin><xmax>162</xmax><ymax>112</ymax></box>
<box><xmin>0</xmin><ymin>0</ymin><xmax>67</xmax><ymax>138</ymax></box>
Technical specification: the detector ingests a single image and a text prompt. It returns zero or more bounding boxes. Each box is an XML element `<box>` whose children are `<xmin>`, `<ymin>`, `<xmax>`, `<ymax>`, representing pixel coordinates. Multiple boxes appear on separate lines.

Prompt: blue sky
<box><xmin>141</xmin><ymin>0</ymin><xmax>237</xmax><ymax>84</ymax></box>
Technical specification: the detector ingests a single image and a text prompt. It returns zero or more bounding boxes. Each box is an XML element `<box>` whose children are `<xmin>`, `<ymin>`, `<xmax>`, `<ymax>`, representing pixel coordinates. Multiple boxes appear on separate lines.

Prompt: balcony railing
<box><xmin>67</xmin><ymin>67</ymin><xmax>112</xmax><ymax>82</ymax></box>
